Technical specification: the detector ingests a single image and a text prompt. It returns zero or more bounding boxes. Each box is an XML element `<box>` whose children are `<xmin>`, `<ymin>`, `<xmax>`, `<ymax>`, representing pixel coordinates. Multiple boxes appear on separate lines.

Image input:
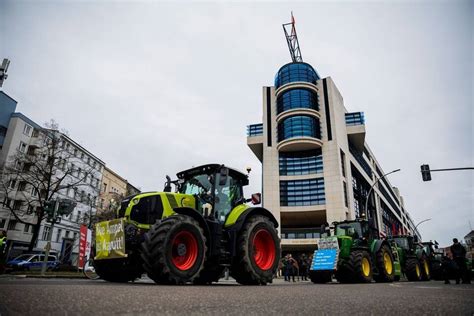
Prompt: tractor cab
<box><xmin>392</xmin><ymin>235</ymin><xmax>416</xmax><ymax>252</ymax></box>
<box><xmin>333</xmin><ymin>220</ymin><xmax>371</xmax><ymax>243</ymax></box>
<box><xmin>175</xmin><ymin>164</ymin><xmax>249</xmax><ymax>223</ymax></box>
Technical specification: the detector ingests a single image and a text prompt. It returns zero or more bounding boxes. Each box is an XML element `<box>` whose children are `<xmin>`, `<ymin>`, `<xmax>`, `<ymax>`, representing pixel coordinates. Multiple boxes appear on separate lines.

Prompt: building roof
<box><xmin>11</xmin><ymin>112</ymin><xmax>42</xmax><ymax>130</ymax></box>
<box><xmin>464</xmin><ymin>230</ymin><xmax>474</xmax><ymax>239</ymax></box>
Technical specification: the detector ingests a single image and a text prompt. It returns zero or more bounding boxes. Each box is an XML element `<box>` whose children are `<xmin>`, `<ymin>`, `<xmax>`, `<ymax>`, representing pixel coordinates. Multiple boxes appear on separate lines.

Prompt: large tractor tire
<box><xmin>141</xmin><ymin>215</ymin><xmax>207</xmax><ymax>285</ymax></box>
<box><xmin>230</xmin><ymin>215</ymin><xmax>280</xmax><ymax>285</ymax></box>
<box><xmin>94</xmin><ymin>256</ymin><xmax>143</xmax><ymax>283</ymax></box>
<box><xmin>420</xmin><ymin>256</ymin><xmax>431</xmax><ymax>281</ymax></box>
<box><xmin>310</xmin><ymin>270</ymin><xmax>332</xmax><ymax>284</ymax></box>
<box><xmin>337</xmin><ymin>250</ymin><xmax>372</xmax><ymax>283</ymax></box>
<box><xmin>374</xmin><ymin>244</ymin><xmax>395</xmax><ymax>282</ymax></box>
<box><xmin>405</xmin><ymin>258</ymin><xmax>422</xmax><ymax>281</ymax></box>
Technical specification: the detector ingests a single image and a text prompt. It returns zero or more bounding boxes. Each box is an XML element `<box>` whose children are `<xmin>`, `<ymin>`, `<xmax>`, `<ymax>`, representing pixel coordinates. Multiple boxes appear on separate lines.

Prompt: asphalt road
<box><xmin>0</xmin><ymin>277</ymin><xmax>473</xmax><ymax>315</ymax></box>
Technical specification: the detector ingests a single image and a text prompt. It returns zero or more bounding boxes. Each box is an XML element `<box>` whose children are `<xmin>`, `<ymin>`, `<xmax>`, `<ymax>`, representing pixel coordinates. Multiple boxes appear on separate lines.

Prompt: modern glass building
<box><xmin>247</xmin><ymin>61</ymin><xmax>420</xmax><ymax>252</ymax></box>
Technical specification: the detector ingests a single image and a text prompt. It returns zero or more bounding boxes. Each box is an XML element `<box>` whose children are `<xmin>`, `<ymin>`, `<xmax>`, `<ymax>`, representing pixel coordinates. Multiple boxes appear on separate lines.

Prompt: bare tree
<box><xmin>0</xmin><ymin>120</ymin><xmax>99</xmax><ymax>251</ymax></box>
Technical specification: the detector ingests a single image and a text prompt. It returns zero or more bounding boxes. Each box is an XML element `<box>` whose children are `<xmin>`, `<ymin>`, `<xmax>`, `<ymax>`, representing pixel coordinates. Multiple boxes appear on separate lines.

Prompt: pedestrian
<box><xmin>287</xmin><ymin>254</ymin><xmax>298</xmax><ymax>282</ymax></box>
<box><xmin>441</xmin><ymin>255</ymin><xmax>457</xmax><ymax>284</ymax></box>
<box><xmin>283</xmin><ymin>254</ymin><xmax>292</xmax><ymax>282</ymax></box>
<box><xmin>450</xmin><ymin>238</ymin><xmax>470</xmax><ymax>284</ymax></box>
<box><xmin>0</xmin><ymin>230</ymin><xmax>7</xmax><ymax>274</ymax></box>
<box><xmin>300</xmin><ymin>254</ymin><xmax>308</xmax><ymax>281</ymax></box>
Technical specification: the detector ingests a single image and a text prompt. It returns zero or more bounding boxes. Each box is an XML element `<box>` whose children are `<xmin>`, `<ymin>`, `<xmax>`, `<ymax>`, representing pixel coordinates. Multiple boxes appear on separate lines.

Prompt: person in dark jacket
<box><xmin>450</xmin><ymin>238</ymin><xmax>469</xmax><ymax>284</ymax></box>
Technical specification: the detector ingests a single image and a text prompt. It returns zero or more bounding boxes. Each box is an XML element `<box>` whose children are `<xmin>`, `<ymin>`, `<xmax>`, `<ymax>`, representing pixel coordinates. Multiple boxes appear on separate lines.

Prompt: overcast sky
<box><xmin>1</xmin><ymin>0</ymin><xmax>472</xmax><ymax>246</ymax></box>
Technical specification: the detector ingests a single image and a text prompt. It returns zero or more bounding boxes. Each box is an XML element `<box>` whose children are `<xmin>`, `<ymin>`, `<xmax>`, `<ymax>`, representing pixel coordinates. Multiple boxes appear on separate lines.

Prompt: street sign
<box><xmin>310</xmin><ymin>249</ymin><xmax>339</xmax><ymax>271</ymax></box>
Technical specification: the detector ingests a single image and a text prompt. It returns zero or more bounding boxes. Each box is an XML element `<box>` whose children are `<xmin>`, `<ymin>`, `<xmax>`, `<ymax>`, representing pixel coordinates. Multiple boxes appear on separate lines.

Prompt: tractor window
<box><xmin>130</xmin><ymin>196</ymin><xmax>163</xmax><ymax>224</ymax></box>
<box><xmin>182</xmin><ymin>175</ymin><xmax>212</xmax><ymax>196</ymax></box>
<box><xmin>214</xmin><ymin>174</ymin><xmax>242</xmax><ymax>223</ymax></box>
<box><xmin>335</xmin><ymin>223</ymin><xmax>362</xmax><ymax>239</ymax></box>
<box><xmin>393</xmin><ymin>238</ymin><xmax>409</xmax><ymax>250</ymax></box>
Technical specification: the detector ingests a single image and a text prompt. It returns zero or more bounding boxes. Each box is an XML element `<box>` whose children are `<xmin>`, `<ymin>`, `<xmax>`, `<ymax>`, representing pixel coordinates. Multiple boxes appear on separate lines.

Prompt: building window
<box><xmin>73</xmin><ymin>232</ymin><xmax>77</xmax><ymax>240</ymax></box>
<box><xmin>18</xmin><ymin>181</ymin><xmax>27</xmax><ymax>191</ymax></box>
<box><xmin>8</xmin><ymin>179</ymin><xmax>16</xmax><ymax>189</ymax></box>
<box><xmin>277</xmin><ymin>88</ymin><xmax>319</xmax><ymax>114</ymax></box>
<box><xmin>7</xmin><ymin>220</ymin><xmax>18</xmax><ymax>230</ymax></box>
<box><xmin>345</xmin><ymin>112</ymin><xmax>365</xmax><ymax>126</ymax></box>
<box><xmin>12</xmin><ymin>200</ymin><xmax>22</xmax><ymax>211</ymax></box>
<box><xmin>279</xmin><ymin>149</ymin><xmax>323</xmax><ymax>175</ymax></box>
<box><xmin>0</xmin><ymin>219</ymin><xmax>6</xmax><ymax>229</ymax></box>
<box><xmin>55</xmin><ymin>229</ymin><xmax>62</xmax><ymax>242</ymax></box>
<box><xmin>77</xmin><ymin>211</ymin><xmax>81</xmax><ymax>223</ymax></box>
<box><xmin>343</xmin><ymin>181</ymin><xmax>348</xmax><ymax>207</ymax></box>
<box><xmin>274</xmin><ymin>62</ymin><xmax>320</xmax><ymax>89</ymax></box>
<box><xmin>42</xmin><ymin>226</ymin><xmax>51</xmax><ymax>240</ymax></box>
<box><xmin>65</xmin><ymin>230</ymin><xmax>70</xmax><ymax>239</ymax></box>
<box><xmin>23</xmin><ymin>124</ymin><xmax>32</xmax><ymax>136</ymax></box>
<box><xmin>340</xmin><ymin>149</ymin><xmax>346</xmax><ymax>177</ymax></box>
<box><xmin>18</xmin><ymin>141</ymin><xmax>27</xmax><ymax>153</ymax></box>
<box><xmin>280</xmin><ymin>178</ymin><xmax>325</xmax><ymax>206</ymax></box>
<box><xmin>277</xmin><ymin>115</ymin><xmax>321</xmax><ymax>142</ymax></box>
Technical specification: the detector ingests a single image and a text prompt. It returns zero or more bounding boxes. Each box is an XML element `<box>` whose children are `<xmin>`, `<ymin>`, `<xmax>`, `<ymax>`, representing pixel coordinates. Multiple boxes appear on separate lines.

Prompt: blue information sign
<box><xmin>310</xmin><ymin>249</ymin><xmax>338</xmax><ymax>271</ymax></box>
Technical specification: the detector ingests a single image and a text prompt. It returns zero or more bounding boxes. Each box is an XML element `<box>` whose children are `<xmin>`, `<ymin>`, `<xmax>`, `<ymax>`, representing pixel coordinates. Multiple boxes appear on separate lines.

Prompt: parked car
<box><xmin>6</xmin><ymin>254</ymin><xmax>60</xmax><ymax>272</ymax></box>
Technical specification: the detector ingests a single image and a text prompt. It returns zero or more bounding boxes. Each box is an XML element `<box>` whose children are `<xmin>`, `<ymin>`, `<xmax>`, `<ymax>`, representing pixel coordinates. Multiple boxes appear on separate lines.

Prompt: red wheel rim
<box><xmin>252</xmin><ymin>229</ymin><xmax>276</xmax><ymax>270</ymax></box>
<box><xmin>171</xmin><ymin>231</ymin><xmax>198</xmax><ymax>271</ymax></box>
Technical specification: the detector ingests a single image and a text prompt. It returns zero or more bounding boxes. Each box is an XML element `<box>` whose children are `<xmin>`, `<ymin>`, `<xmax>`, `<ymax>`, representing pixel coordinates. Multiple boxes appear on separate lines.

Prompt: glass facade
<box><xmin>277</xmin><ymin>88</ymin><xmax>319</xmax><ymax>114</ymax></box>
<box><xmin>247</xmin><ymin>123</ymin><xmax>263</xmax><ymax>136</ymax></box>
<box><xmin>345</xmin><ymin>112</ymin><xmax>365</xmax><ymax>126</ymax></box>
<box><xmin>274</xmin><ymin>62</ymin><xmax>320</xmax><ymax>89</ymax></box>
<box><xmin>280</xmin><ymin>178</ymin><xmax>325</xmax><ymax>206</ymax></box>
<box><xmin>279</xmin><ymin>149</ymin><xmax>323</xmax><ymax>175</ymax></box>
<box><xmin>277</xmin><ymin>115</ymin><xmax>321</xmax><ymax>142</ymax></box>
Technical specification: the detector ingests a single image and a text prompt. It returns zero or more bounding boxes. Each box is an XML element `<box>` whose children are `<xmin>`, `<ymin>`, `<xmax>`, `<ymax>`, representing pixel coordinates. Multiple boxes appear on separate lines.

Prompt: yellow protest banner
<box><xmin>95</xmin><ymin>218</ymin><xmax>127</xmax><ymax>260</ymax></box>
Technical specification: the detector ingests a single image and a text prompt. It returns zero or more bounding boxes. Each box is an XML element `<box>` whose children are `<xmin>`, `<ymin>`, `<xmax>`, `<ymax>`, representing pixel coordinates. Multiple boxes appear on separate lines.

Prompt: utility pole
<box><xmin>364</xmin><ymin>169</ymin><xmax>401</xmax><ymax>220</ymax></box>
<box><xmin>41</xmin><ymin>199</ymin><xmax>59</xmax><ymax>275</ymax></box>
<box><xmin>420</xmin><ymin>164</ymin><xmax>473</xmax><ymax>181</ymax></box>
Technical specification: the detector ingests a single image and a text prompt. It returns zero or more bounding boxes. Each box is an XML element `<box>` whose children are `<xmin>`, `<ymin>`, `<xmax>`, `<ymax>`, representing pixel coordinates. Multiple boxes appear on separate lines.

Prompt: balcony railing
<box><xmin>247</xmin><ymin>123</ymin><xmax>263</xmax><ymax>137</ymax></box>
<box><xmin>345</xmin><ymin>112</ymin><xmax>365</xmax><ymax>126</ymax></box>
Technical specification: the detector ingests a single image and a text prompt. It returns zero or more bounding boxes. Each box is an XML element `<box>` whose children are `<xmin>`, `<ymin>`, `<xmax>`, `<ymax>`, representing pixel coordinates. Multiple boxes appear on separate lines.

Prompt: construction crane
<box><xmin>282</xmin><ymin>13</ymin><xmax>303</xmax><ymax>63</ymax></box>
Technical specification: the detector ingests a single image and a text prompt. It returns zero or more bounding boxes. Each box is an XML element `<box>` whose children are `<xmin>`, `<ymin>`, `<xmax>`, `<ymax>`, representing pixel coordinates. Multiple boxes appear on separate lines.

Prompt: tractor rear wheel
<box><xmin>420</xmin><ymin>256</ymin><xmax>431</xmax><ymax>281</ymax></box>
<box><xmin>337</xmin><ymin>250</ymin><xmax>372</xmax><ymax>283</ymax></box>
<box><xmin>141</xmin><ymin>215</ymin><xmax>207</xmax><ymax>285</ymax></box>
<box><xmin>405</xmin><ymin>258</ymin><xmax>422</xmax><ymax>281</ymax></box>
<box><xmin>374</xmin><ymin>244</ymin><xmax>395</xmax><ymax>282</ymax></box>
<box><xmin>230</xmin><ymin>215</ymin><xmax>280</xmax><ymax>285</ymax></box>
<box><xmin>310</xmin><ymin>271</ymin><xmax>332</xmax><ymax>284</ymax></box>
<box><xmin>94</xmin><ymin>256</ymin><xmax>143</xmax><ymax>283</ymax></box>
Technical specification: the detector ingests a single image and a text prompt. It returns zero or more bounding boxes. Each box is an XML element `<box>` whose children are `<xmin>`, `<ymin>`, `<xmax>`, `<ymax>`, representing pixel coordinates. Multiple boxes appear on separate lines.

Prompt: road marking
<box><xmin>415</xmin><ymin>286</ymin><xmax>442</xmax><ymax>289</ymax></box>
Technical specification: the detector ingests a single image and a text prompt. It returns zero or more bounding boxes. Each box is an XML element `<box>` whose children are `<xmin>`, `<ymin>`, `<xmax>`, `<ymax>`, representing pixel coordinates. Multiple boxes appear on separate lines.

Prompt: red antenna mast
<box><xmin>282</xmin><ymin>12</ymin><xmax>303</xmax><ymax>62</ymax></box>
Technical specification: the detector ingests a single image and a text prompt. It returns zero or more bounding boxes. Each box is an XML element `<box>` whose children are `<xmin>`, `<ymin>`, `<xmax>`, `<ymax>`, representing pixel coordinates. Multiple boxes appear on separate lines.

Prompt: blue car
<box><xmin>7</xmin><ymin>254</ymin><xmax>60</xmax><ymax>271</ymax></box>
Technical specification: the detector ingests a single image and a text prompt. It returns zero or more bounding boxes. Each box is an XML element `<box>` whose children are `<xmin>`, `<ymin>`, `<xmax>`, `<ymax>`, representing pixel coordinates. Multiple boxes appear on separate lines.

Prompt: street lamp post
<box><xmin>363</xmin><ymin>169</ymin><xmax>401</xmax><ymax>219</ymax></box>
<box><xmin>415</xmin><ymin>218</ymin><xmax>431</xmax><ymax>230</ymax></box>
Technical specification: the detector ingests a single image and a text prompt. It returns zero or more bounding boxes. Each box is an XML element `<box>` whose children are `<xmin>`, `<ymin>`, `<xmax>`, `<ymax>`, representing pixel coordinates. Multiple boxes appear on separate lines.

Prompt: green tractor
<box><xmin>309</xmin><ymin>219</ymin><xmax>400</xmax><ymax>283</ymax></box>
<box><xmin>93</xmin><ymin>164</ymin><xmax>280</xmax><ymax>285</ymax></box>
<box><xmin>390</xmin><ymin>235</ymin><xmax>430</xmax><ymax>281</ymax></box>
<box><xmin>421</xmin><ymin>241</ymin><xmax>443</xmax><ymax>280</ymax></box>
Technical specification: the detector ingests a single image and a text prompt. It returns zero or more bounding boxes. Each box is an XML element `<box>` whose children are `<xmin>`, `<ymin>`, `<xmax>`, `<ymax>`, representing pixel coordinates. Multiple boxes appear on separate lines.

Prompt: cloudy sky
<box><xmin>1</xmin><ymin>0</ymin><xmax>472</xmax><ymax>246</ymax></box>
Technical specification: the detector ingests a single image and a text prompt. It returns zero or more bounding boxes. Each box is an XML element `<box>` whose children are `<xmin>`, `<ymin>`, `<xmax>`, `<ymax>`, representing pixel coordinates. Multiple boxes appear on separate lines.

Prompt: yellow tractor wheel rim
<box><xmin>362</xmin><ymin>257</ymin><xmax>370</xmax><ymax>277</ymax></box>
<box><xmin>424</xmin><ymin>261</ymin><xmax>430</xmax><ymax>276</ymax></box>
<box><xmin>383</xmin><ymin>252</ymin><xmax>393</xmax><ymax>274</ymax></box>
<box><xmin>415</xmin><ymin>264</ymin><xmax>420</xmax><ymax>278</ymax></box>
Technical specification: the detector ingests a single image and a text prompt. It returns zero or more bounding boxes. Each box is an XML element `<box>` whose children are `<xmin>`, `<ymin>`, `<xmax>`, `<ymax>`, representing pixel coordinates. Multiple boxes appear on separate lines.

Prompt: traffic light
<box><xmin>421</xmin><ymin>164</ymin><xmax>431</xmax><ymax>181</ymax></box>
<box><xmin>43</xmin><ymin>200</ymin><xmax>56</xmax><ymax>216</ymax></box>
<box><xmin>58</xmin><ymin>199</ymin><xmax>76</xmax><ymax>216</ymax></box>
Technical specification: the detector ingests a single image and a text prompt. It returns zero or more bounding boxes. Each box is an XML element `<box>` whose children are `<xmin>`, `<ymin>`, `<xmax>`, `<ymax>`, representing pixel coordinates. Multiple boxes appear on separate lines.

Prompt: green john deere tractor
<box><xmin>93</xmin><ymin>164</ymin><xmax>280</xmax><ymax>285</ymax></box>
<box><xmin>421</xmin><ymin>241</ymin><xmax>442</xmax><ymax>280</ymax></box>
<box><xmin>390</xmin><ymin>235</ymin><xmax>430</xmax><ymax>281</ymax></box>
<box><xmin>309</xmin><ymin>219</ymin><xmax>401</xmax><ymax>284</ymax></box>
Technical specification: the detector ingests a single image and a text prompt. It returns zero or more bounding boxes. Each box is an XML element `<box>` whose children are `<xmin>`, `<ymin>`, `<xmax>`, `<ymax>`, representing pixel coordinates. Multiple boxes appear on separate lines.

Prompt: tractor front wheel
<box><xmin>420</xmin><ymin>256</ymin><xmax>431</xmax><ymax>281</ymax></box>
<box><xmin>374</xmin><ymin>245</ymin><xmax>395</xmax><ymax>282</ymax></box>
<box><xmin>230</xmin><ymin>216</ymin><xmax>280</xmax><ymax>285</ymax></box>
<box><xmin>406</xmin><ymin>258</ymin><xmax>422</xmax><ymax>281</ymax></box>
<box><xmin>141</xmin><ymin>215</ymin><xmax>207</xmax><ymax>285</ymax></box>
<box><xmin>337</xmin><ymin>250</ymin><xmax>372</xmax><ymax>283</ymax></box>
